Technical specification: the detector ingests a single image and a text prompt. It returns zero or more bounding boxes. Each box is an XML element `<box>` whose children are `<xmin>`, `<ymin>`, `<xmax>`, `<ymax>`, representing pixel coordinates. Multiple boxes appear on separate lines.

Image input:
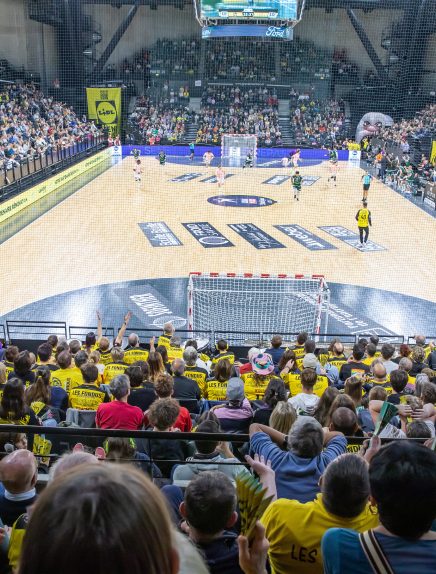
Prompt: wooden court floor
<box><xmin>0</xmin><ymin>156</ymin><xmax>435</xmax><ymax>317</ymax></box>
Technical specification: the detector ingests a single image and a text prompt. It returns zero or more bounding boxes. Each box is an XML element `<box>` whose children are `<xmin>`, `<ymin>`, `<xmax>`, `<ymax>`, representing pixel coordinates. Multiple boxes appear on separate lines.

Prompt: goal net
<box><xmin>221</xmin><ymin>134</ymin><xmax>257</xmax><ymax>165</ymax></box>
<box><xmin>187</xmin><ymin>273</ymin><xmax>330</xmax><ymax>345</ymax></box>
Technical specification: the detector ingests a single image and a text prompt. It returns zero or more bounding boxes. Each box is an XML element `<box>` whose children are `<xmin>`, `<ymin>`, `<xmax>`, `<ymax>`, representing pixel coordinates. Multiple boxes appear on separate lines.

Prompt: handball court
<box><xmin>0</xmin><ymin>154</ymin><xmax>435</xmax><ymax>337</ymax></box>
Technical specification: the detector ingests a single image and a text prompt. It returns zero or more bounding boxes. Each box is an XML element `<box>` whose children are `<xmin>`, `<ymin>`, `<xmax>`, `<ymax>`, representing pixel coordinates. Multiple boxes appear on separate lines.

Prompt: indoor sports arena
<box><xmin>0</xmin><ymin>1</ymin><xmax>435</xmax><ymax>572</ymax></box>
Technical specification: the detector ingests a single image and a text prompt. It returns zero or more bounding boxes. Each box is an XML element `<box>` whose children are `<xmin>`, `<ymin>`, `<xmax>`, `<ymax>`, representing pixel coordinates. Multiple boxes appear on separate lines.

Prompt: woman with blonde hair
<box><xmin>344</xmin><ymin>376</ymin><xmax>364</xmax><ymax>410</ymax></box>
<box><xmin>88</xmin><ymin>350</ymin><xmax>104</xmax><ymax>383</ymax></box>
<box><xmin>148</xmin><ymin>351</ymin><xmax>165</xmax><ymax>383</ymax></box>
<box><xmin>269</xmin><ymin>401</ymin><xmax>297</xmax><ymax>435</ymax></box>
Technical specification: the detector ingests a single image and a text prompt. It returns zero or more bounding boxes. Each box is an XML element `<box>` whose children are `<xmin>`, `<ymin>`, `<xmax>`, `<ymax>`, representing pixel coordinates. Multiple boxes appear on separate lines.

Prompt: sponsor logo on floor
<box><xmin>200</xmin><ymin>174</ymin><xmax>234</xmax><ymax>183</ymax></box>
<box><xmin>228</xmin><ymin>223</ymin><xmax>285</xmax><ymax>249</ymax></box>
<box><xmin>262</xmin><ymin>175</ymin><xmax>291</xmax><ymax>185</ymax></box>
<box><xmin>182</xmin><ymin>222</ymin><xmax>234</xmax><ymax>248</ymax></box>
<box><xmin>319</xmin><ymin>226</ymin><xmax>386</xmax><ymax>251</ymax></box>
<box><xmin>275</xmin><ymin>224</ymin><xmax>337</xmax><ymax>250</ymax></box>
<box><xmin>170</xmin><ymin>173</ymin><xmax>202</xmax><ymax>182</ymax></box>
<box><xmin>302</xmin><ymin>176</ymin><xmax>320</xmax><ymax>186</ymax></box>
<box><xmin>138</xmin><ymin>222</ymin><xmax>182</xmax><ymax>247</ymax></box>
<box><xmin>208</xmin><ymin>195</ymin><xmax>276</xmax><ymax>207</ymax></box>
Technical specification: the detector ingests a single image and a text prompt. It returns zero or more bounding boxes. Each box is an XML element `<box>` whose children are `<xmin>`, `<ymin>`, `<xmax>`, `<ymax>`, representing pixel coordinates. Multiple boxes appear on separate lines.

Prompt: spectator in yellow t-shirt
<box><xmin>261</xmin><ymin>454</ymin><xmax>378</xmax><ymax>574</ymax></box>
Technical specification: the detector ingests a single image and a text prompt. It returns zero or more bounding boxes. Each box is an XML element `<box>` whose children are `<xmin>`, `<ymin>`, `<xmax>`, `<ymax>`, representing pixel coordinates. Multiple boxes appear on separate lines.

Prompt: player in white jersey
<box><xmin>281</xmin><ymin>156</ymin><xmax>290</xmax><ymax>168</ymax></box>
<box><xmin>216</xmin><ymin>165</ymin><xmax>225</xmax><ymax>188</ymax></box>
<box><xmin>203</xmin><ymin>151</ymin><xmax>214</xmax><ymax>166</ymax></box>
<box><xmin>291</xmin><ymin>149</ymin><xmax>301</xmax><ymax>168</ymax></box>
<box><xmin>133</xmin><ymin>159</ymin><xmax>142</xmax><ymax>182</ymax></box>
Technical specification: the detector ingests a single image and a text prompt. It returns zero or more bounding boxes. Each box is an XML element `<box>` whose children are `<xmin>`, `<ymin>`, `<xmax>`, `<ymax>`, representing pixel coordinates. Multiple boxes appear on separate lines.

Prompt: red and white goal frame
<box><xmin>187</xmin><ymin>272</ymin><xmax>330</xmax><ymax>341</ymax></box>
<box><xmin>220</xmin><ymin>134</ymin><xmax>258</xmax><ymax>164</ymax></box>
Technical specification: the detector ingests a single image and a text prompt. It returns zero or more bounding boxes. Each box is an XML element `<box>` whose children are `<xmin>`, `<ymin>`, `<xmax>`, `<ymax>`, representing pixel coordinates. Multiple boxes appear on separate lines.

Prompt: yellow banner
<box><xmin>430</xmin><ymin>140</ymin><xmax>436</xmax><ymax>165</ymax></box>
<box><xmin>86</xmin><ymin>87</ymin><xmax>121</xmax><ymax>137</ymax></box>
<box><xmin>0</xmin><ymin>148</ymin><xmax>111</xmax><ymax>224</ymax></box>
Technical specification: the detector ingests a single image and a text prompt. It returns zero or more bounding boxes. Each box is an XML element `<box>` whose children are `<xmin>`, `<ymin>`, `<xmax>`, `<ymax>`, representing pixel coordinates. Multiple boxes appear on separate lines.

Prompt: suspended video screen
<box><xmin>200</xmin><ymin>0</ymin><xmax>298</xmax><ymax>20</ymax></box>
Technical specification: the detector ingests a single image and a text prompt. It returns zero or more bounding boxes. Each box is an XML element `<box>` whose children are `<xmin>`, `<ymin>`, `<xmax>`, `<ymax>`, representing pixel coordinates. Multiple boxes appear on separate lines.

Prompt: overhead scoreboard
<box><xmin>195</xmin><ymin>0</ymin><xmax>302</xmax><ymax>39</ymax></box>
<box><xmin>200</xmin><ymin>0</ymin><xmax>298</xmax><ymax>21</ymax></box>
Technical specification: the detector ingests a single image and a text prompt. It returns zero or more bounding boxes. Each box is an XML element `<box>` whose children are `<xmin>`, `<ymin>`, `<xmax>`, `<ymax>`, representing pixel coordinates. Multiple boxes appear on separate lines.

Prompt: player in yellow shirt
<box><xmin>355</xmin><ymin>200</ymin><xmax>372</xmax><ymax>247</ymax></box>
<box><xmin>242</xmin><ymin>353</ymin><xmax>275</xmax><ymax>401</ymax></box>
<box><xmin>50</xmin><ymin>351</ymin><xmax>83</xmax><ymax>393</ymax></box>
<box><xmin>103</xmin><ymin>348</ymin><xmax>129</xmax><ymax>384</ymax></box>
<box><xmin>69</xmin><ymin>363</ymin><xmax>109</xmax><ymax>410</ymax></box>
<box><xmin>211</xmin><ymin>339</ymin><xmax>235</xmax><ymax>368</ymax></box>
<box><xmin>261</xmin><ymin>454</ymin><xmax>378</xmax><ymax>574</ymax></box>
<box><xmin>205</xmin><ymin>359</ymin><xmax>232</xmax><ymax>400</ymax></box>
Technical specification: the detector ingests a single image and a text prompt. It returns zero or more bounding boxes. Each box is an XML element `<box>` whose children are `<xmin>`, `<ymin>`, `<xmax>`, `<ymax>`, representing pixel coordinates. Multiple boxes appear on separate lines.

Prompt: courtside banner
<box><xmin>182</xmin><ymin>222</ymin><xmax>234</xmax><ymax>248</ymax></box>
<box><xmin>0</xmin><ymin>148</ymin><xmax>111</xmax><ymax>224</ymax></box>
<box><xmin>86</xmin><ymin>87</ymin><xmax>121</xmax><ymax>136</ymax></box>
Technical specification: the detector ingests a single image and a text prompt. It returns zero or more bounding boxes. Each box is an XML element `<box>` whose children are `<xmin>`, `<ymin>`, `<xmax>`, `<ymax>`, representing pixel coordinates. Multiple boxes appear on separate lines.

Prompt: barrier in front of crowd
<box><xmin>1</xmin><ymin>320</ymin><xmax>416</xmax><ymax>355</ymax></box>
<box><xmin>121</xmin><ymin>144</ymin><xmax>351</xmax><ymax>162</ymax></box>
<box><xmin>0</xmin><ymin>424</ymin><xmax>419</xmax><ymax>483</ymax></box>
<box><xmin>0</xmin><ymin>139</ymin><xmax>110</xmax><ymax>224</ymax></box>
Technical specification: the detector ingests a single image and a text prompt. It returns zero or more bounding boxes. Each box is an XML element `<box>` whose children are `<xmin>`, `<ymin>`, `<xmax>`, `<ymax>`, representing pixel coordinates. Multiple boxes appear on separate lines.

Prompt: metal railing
<box><xmin>0</xmin><ymin>135</ymin><xmax>106</xmax><ymax>195</ymax></box>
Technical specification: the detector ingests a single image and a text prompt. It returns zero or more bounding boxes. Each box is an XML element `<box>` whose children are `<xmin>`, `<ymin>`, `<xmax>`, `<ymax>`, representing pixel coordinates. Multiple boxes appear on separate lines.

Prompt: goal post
<box><xmin>221</xmin><ymin>134</ymin><xmax>257</xmax><ymax>165</ymax></box>
<box><xmin>187</xmin><ymin>273</ymin><xmax>330</xmax><ymax>344</ymax></box>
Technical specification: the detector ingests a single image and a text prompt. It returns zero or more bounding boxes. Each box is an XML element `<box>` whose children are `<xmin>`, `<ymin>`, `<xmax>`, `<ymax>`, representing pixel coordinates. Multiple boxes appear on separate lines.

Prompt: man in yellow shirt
<box><xmin>355</xmin><ymin>200</ymin><xmax>372</xmax><ymax>247</ymax></box>
<box><xmin>157</xmin><ymin>321</ymin><xmax>175</xmax><ymax>348</ymax></box>
<box><xmin>211</xmin><ymin>339</ymin><xmax>235</xmax><ymax>368</ymax></box>
<box><xmin>287</xmin><ymin>332</ymin><xmax>308</xmax><ymax>370</ymax></box>
<box><xmin>123</xmin><ymin>333</ymin><xmax>149</xmax><ymax>365</ymax></box>
<box><xmin>183</xmin><ymin>347</ymin><xmax>208</xmax><ymax>397</ymax></box>
<box><xmin>51</xmin><ymin>351</ymin><xmax>83</xmax><ymax>393</ymax></box>
<box><xmin>103</xmin><ymin>348</ymin><xmax>129</xmax><ymax>383</ymax></box>
<box><xmin>167</xmin><ymin>336</ymin><xmax>184</xmax><ymax>363</ymax></box>
<box><xmin>261</xmin><ymin>454</ymin><xmax>378</xmax><ymax>574</ymax></box>
<box><xmin>69</xmin><ymin>363</ymin><xmax>110</xmax><ymax>410</ymax></box>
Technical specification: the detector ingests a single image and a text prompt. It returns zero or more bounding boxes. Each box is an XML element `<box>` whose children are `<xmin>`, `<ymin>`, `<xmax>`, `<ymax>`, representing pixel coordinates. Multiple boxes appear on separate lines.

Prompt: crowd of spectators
<box><xmin>195</xmin><ymin>86</ymin><xmax>281</xmax><ymax>146</ymax></box>
<box><xmin>0</xmin><ymin>83</ymin><xmax>101</xmax><ymax>175</ymax></box>
<box><xmin>205</xmin><ymin>39</ymin><xmax>276</xmax><ymax>82</ymax></box>
<box><xmin>128</xmin><ymin>96</ymin><xmax>190</xmax><ymax>145</ymax></box>
<box><xmin>289</xmin><ymin>92</ymin><xmax>347</xmax><ymax>147</ymax></box>
<box><xmin>0</xmin><ymin>317</ymin><xmax>436</xmax><ymax>572</ymax></box>
<box><xmin>378</xmin><ymin>103</ymin><xmax>436</xmax><ymax>148</ymax></box>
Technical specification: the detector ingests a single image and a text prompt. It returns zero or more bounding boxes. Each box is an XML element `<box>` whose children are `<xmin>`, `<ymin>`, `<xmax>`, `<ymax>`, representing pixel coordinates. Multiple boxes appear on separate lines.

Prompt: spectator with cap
<box><xmin>212</xmin><ymin>377</ymin><xmax>253</xmax><ymax>432</ymax></box>
<box><xmin>241</xmin><ymin>353</ymin><xmax>275</xmax><ymax>401</ymax></box>
<box><xmin>261</xmin><ymin>454</ymin><xmax>378</xmax><ymax>574</ymax></box>
<box><xmin>0</xmin><ymin>450</ymin><xmax>38</xmax><ymax>526</ymax></box>
<box><xmin>96</xmin><ymin>374</ymin><xmax>144</xmax><ymax>430</ymax></box>
<box><xmin>249</xmin><ymin>416</ymin><xmax>346</xmax><ymax>501</ymax></box>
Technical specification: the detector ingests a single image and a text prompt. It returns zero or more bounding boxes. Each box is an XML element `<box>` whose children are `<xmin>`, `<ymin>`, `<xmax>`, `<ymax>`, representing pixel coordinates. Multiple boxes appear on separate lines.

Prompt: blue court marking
<box><xmin>275</xmin><ymin>225</ymin><xmax>337</xmax><ymax>251</ymax></box>
<box><xmin>164</xmin><ymin>155</ymin><xmax>323</xmax><ymax>168</ymax></box>
<box><xmin>138</xmin><ymin>222</ymin><xmax>183</xmax><ymax>247</ymax></box>
<box><xmin>319</xmin><ymin>225</ymin><xmax>386</xmax><ymax>252</ymax></box>
<box><xmin>2</xmin><ymin>277</ymin><xmax>435</xmax><ymax>336</ymax></box>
